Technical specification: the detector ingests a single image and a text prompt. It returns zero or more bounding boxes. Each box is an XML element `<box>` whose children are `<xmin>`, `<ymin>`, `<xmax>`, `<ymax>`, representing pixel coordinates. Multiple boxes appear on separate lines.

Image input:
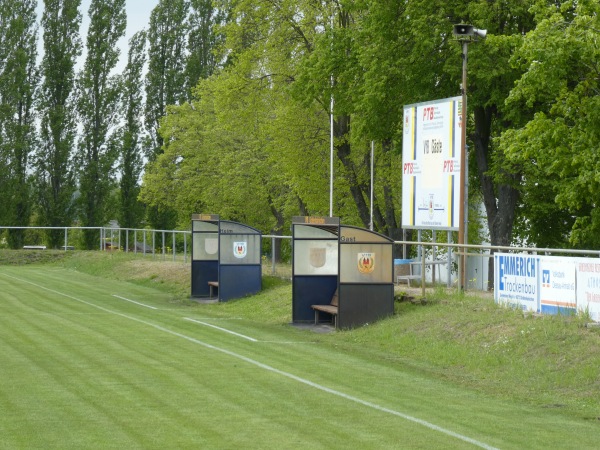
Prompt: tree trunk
<box><xmin>334</xmin><ymin>114</ymin><xmax>371</xmax><ymax>227</ymax></box>
<box><xmin>473</xmin><ymin>105</ymin><xmax>520</xmax><ymax>290</ymax></box>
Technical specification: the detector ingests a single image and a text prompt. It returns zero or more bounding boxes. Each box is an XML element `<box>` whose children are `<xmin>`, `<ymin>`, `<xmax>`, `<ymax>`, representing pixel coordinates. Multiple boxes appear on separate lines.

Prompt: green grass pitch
<box><xmin>0</xmin><ymin>265</ymin><xmax>598</xmax><ymax>449</ymax></box>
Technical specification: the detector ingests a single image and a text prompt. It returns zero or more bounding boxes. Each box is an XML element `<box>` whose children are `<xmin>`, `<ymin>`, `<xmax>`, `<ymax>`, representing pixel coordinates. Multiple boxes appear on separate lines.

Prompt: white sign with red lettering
<box><xmin>575</xmin><ymin>259</ymin><xmax>600</xmax><ymax>322</ymax></box>
<box><xmin>402</xmin><ymin>96</ymin><xmax>462</xmax><ymax>230</ymax></box>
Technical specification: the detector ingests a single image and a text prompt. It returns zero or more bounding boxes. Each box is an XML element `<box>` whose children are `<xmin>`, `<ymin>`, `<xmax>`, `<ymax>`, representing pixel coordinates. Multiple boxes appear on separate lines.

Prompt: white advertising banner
<box><xmin>494</xmin><ymin>253</ymin><xmax>539</xmax><ymax>313</ymax></box>
<box><xmin>539</xmin><ymin>257</ymin><xmax>576</xmax><ymax>314</ymax></box>
<box><xmin>402</xmin><ymin>96</ymin><xmax>462</xmax><ymax>230</ymax></box>
<box><xmin>575</xmin><ymin>260</ymin><xmax>600</xmax><ymax>322</ymax></box>
<box><xmin>494</xmin><ymin>254</ymin><xmax>600</xmax><ymax>322</ymax></box>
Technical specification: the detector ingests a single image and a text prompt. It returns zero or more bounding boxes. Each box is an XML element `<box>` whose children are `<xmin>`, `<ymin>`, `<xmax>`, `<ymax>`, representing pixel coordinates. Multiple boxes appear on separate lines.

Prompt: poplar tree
<box><xmin>0</xmin><ymin>0</ymin><xmax>39</xmax><ymax>248</ymax></box>
<box><xmin>76</xmin><ymin>0</ymin><xmax>126</xmax><ymax>249</ymax></box>
<box><xmin>184</xmin><ymin>0</ymin><xmax>222</xmax><ymax>98</ymax></box>
<box><xmin>145</xmin><ymin>0</ymin><xmax>189</xmax><ymax>158</ymax></box>
<box><xmin>36</xmin><ymin>0</ymin><xmax>81</xmax><ymax>248</ymax></box>
<box><xmin>144</xmin><ymin>0</ymin><xmax>189</xmax><ymax>230</ymax></box>
<box><xmin>118</xmin><ymin>30</ymin><xmax>146</xmax><ymax>229</ymax></box>
<box><xmin>0</xmin><ymin>7</ymin><xmax>8</xmax><ymax>227</ymax></box>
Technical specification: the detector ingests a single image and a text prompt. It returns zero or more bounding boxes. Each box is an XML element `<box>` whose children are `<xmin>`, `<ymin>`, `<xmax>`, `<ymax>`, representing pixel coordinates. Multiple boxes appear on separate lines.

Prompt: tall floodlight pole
<box><xmin>452</xmin><ymin>24</ymin><xmax>486</xmax><ymax>291</ymax></box>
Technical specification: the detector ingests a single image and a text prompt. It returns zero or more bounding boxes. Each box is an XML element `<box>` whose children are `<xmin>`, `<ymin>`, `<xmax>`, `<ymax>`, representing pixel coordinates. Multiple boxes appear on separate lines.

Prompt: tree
<box><xmin>35</xmin><ymin>0</ymin><xmax>81</xmax><ymax>248</ymax></box>
<box><xmin>145</xmin><ymin>0</ymin><xmax>189</xmax><ymax>157</ymax></box>
<box><xmin>118</xmin><ymin>30</ymin><xmax>147</xmax><ymax>229</ymax></box>
<box><xmin>76</xmin><ymin>0</ymin><xmax>126</xmax><ymax>249</ymax></box>
<box><xmin>184</xmin><ymin>0</ymin><xmax>223</xmax><ymax>98</ymax></box>
<box><xmin>144</xmin><ymin>0</ymin><xmax>189</xmax><ymax>230</ymax></box>
<box><xmin>141</xmin><ymin>0</ymin><xmax>562</xmax><ymax>285</ymax></box>
<box><xmin>502</xmin><ymin>0</ymin><xmax>600</xmax><ymax>248</ymax></box>
<box><xmin>0</xmin><ymin>0</ymin><xmax>39</xmax><ymax>248</ymax></box>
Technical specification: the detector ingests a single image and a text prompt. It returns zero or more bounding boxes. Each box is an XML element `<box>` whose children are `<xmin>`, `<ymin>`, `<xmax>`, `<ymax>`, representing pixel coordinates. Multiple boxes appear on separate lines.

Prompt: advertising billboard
<box><xmin>494</xmin><ymin>253</ymin><xmax>600</xmax><ymax>322</ymax></box>
<box><xmin>494</xmin><ymin>253</ymin><xmax>539</xmax><ymax>313</ymax></box>
<box><xmin>539</xmin><ymin>257</ymin><xmax>576</xmax><ymax>315</ymax></box>
<box><xmin>575</xmin><ymin>260</ymin><xmax>600</xmax><ymax>322</ymax></box>
<box><xmin>402</xmin><ymin>96</ymin><xmax>462</xmax><ymax>230</ymax></box>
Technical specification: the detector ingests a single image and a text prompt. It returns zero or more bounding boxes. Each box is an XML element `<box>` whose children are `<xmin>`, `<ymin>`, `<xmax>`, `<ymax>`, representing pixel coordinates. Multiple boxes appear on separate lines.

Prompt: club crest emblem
<box><xmin>357</xmin><ymin>252</ymin><xmax>375</xmax><ymax>274</ymax></box>
<box><xmin>205</xmin><ymin>237</ymin><xmax>218</xmax><ymax>255</ymax></box>
<box><xmin>309</xmin><ymin>248</ymin><xmax>326</xmax><ymax>268</ymax></box>
<box><xmin>233</xmin><ymin>241</ymin><xmax>247</xmax><ymax>258</ymax></box>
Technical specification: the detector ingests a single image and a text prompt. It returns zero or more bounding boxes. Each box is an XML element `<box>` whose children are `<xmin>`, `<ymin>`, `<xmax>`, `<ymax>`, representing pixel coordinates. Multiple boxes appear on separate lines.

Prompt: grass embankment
<box><xmin>3</xmin><ymin>249</ymin><xmax>600</xmax><ymax>421</ymax></box>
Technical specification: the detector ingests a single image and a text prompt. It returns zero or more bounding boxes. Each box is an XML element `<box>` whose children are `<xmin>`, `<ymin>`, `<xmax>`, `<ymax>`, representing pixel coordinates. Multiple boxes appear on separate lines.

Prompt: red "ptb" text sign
<box><xmin>443</xmin><ymin>160</ymin><xmax>455</xmax><ymax>172</ymax></box>
<box><xmin>423</xmin><ymin>107</ymin><xmax>435</xmax><ymax>121</ymax></box>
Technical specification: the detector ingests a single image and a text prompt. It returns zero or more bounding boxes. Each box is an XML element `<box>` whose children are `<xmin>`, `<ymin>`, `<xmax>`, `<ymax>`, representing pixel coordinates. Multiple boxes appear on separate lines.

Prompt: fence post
<box><xmin>421</xmin><ymin>247</ymin><xmax>426</xmax><ymax>297</ymax></box>
<box><xmin>272</xmin><ymin>236</ymin><xmax>276</xmax><ymax>275</ymax></box>
<box><xmin>64</xmin><ymin>227</ymin><xmax>68</xmax><ymax>251</ymax></box>
<box><xmin>447</xmin><ymin>231</ymin><xmax>452</xmax><ymax>287</ymax></box>
<box><xmin>172</xmin><ymin>232</ymin><xmax>176</xmax><ymax>262</ymax></box>
<box><xmin>184</xmin><ymin>232</ymin><xmax>187</xmax><ymax>264</ymax></box>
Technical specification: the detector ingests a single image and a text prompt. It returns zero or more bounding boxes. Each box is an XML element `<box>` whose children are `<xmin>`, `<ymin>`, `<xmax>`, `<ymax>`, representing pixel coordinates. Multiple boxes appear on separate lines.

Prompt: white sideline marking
<box><xmin>184</xmin><ymin>317</ymin><xmax>258</xmax><ymax>342</ymax></box>
<box><xmin>1</xmin><ymin>272</ymin><xmax>498</xmax><ymax>450</ymax></box>
<box><xmin>112</xmin><ymin>295</ymin><xmax>158</xmax><ymax>310</ymax></box>
<box><xmin>183</xmin><ymin>318</ymin><xmax>313</xmax><ymax>344</ymax></box>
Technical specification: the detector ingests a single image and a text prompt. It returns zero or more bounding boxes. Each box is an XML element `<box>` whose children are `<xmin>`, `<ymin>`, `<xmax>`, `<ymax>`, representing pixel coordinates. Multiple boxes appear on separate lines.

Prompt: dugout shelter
<box><xmin>292</xmin><ymin>216</ymin><xmax>394</xmax><ymax>328</ymax></box>
<box><xmin>191</xmin><ymin>214</ymin><xmax>262</xmax><ymax>301</ymax></box>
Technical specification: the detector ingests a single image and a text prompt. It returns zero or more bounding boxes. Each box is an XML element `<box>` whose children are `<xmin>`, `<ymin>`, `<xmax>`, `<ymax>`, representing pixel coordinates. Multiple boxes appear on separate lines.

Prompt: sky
<box><xmin>36</xmin><ymin>0</ymin><xmax>160</xmax><ymax>73</ymax></box>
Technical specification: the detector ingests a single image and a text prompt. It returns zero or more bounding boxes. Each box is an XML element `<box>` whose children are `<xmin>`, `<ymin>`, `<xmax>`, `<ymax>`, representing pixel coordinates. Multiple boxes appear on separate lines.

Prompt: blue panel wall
<box><xmin>293</xmin><ymin>275</ymin><xmax>338</xmax><ymax>322</ymax></box>
<box><xmin>191</xmin><ymin>260</ymin><xmax>219</xmax><ymax>297</ymax></box>
<box><xmin>219</xmin><ymin>265</ymin><xmax>262</xmax><ymax>301</ymax></box>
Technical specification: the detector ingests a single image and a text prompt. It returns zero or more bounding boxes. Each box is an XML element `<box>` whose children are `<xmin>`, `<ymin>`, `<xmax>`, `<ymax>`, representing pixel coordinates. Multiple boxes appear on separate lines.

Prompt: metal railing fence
<box><xmin>0</xmin><ymin>226</ymin><xmax>294</xmax><ymax>277</ymax></box>
<box><xmin>3</xmin><ymin>226</ymin><xmax>600</xmax><ymax>292</ymax></box>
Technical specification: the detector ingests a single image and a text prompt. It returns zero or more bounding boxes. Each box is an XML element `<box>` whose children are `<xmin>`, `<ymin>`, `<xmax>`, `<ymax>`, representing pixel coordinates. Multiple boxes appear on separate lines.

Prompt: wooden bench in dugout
<box><xmin>208</xmin><ymin>281</ymin><xmax>219</xmax><ymax>298</ymax></box>
<box><xmin>311</xmin><ymin>289</ymin><xmax>339</xmax><ymax>327</ymax></box>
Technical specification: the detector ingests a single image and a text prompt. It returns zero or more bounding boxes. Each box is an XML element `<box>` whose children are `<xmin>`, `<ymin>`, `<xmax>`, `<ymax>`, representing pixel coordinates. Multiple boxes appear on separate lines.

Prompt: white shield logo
<box><xmin>309</xmin><ymin>248</ymin><xmax>326</xmax><ymax>268</ymax></box>
<box><xmin>205</xmin><ymin>237</ymin><xmax>218</xmax><ymax>255</ymax></box>
<box><xmin>233</xmin><ymin>241</ymin><xmax>247</xmax><ymax>258</ymax></box>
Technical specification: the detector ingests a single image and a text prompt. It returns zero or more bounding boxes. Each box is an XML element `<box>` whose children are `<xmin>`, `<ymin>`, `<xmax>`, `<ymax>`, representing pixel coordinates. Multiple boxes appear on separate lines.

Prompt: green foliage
<box><xmin>35</xmin><ymin>0</ymin><xmax>82</xmax><ymax>248</ymax></box>
<box><xmin>4</xmin><ymin>0</ymin><xmax>600</xmax><ymax>256</ymax></box>
<box><xmin>118</xmin><ymin>30</ymin><xmax>146</xmax><ymax>229</ymax></box>
<box><xmin>76</xmin><ymin>0</ymin><xmax>126</xmax><ymax>249</ymax></box>
<box><xmin>184</xmin><ymin>0</ymin><xmax>224</xmax><ymax>98</ymax></box>
<box><xmin>502</xmin><ymin>1</ymin><xmax>600</xmax><ymax>248</ymax></box>
<box><xmin>144</xmin><ymin>0</ymin><xmax>189</xmax><ymax>157</ymax></box>
<box><xmin>139</xmin><ymin>0</ymin><xmax>533</xmax><ymax>252</ymax></box>
<box><xmin>143</xmin><ymin>0</ymin><xmax>191</xmax><ymax>231</ymax></box>
<box><xmin>0</xmin><ymin>0</ymin><xmax>38</xmax><ymax>248</ymax></box>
